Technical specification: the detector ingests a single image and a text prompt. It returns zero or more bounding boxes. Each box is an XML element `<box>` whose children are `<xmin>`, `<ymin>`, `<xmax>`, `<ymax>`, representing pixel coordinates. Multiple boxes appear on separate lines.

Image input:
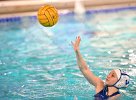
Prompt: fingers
<box><xmin>75</xmin><ymin>36</ymin><xmax>81</xmax><ymax>42</ymax></box>
<box><xmin>76</xmin><ymin>36</ymin><xmax>81</xmax><ymax>39</ymax></box>
<box><xmin>77</xmin><ymin>36</ymin><xmax>81</xmax><ymax>44</ymax></box>
<box><xmin>71</xmin><ymin>36</ymin><xmax>81</xmax><ymax>46</ymax></box>
<box><xmin>71</xmin><ymin>36</ymin><xmax>81</xmax><ymax>51</ymax></box>
<box><xmin>77</xmin><ymin>36</ymin><xmax>81</xmax><ymax>41</ymax></box>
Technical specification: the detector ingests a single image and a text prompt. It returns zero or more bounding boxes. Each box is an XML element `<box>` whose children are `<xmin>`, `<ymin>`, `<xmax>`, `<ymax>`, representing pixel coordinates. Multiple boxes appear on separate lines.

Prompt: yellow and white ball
<box><xmin>37</xmin><ymin>5</ymin><xmax>59</xmax><ymax>27</ymax></box>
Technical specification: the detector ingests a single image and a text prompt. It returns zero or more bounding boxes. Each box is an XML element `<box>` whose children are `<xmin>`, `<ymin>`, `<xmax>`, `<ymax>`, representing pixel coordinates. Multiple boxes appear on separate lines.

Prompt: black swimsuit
<box><xmin>94</xmin><ymin>85</ymin><xmax>120</xmax><ymax>100</ymax></box>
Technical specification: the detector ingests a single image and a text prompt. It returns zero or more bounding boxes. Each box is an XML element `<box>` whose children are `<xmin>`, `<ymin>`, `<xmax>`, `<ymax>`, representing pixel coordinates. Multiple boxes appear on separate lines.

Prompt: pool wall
<box><xmin>0</xmin><ymin>0</ymin><xmax>136</xmax><ymax>15</ymax></box>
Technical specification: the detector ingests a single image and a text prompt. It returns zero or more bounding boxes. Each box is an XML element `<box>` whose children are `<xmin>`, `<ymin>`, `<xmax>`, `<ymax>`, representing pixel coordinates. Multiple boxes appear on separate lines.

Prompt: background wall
<box><xmin>0</xmin><ymin>0</ymin><xmax>136</xmax><ymax>14</ymax></box>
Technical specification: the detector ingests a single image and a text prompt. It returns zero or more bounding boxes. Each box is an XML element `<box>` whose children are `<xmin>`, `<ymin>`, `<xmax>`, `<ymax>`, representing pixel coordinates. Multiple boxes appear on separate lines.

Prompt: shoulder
<box><xmin>108</xmin><ymin>94</ymin><xmax>121</xmax><ymax>100</ymax></box>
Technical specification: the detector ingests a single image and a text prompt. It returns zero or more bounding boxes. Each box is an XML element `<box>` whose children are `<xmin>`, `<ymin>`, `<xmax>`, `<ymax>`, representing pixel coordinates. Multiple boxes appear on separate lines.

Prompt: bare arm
<box><xmin>72</xmin><ymin>36</ymin><xmax>103</xmax><ymax>87</ymax></box>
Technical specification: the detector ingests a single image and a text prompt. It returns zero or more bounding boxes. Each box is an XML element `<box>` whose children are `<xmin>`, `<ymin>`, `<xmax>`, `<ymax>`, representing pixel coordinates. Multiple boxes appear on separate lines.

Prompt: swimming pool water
<box><xmin>0</xmin><ymin>7</ymin><xmax>136</xmax><ymax>100</ymax></box>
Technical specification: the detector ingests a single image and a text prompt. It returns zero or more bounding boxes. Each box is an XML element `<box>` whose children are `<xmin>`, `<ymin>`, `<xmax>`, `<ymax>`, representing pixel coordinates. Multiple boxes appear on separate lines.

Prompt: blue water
<box><xmin>0</xmin><ymin>7</ymin><xmax>136</xmax><ymax>100</ymax></box>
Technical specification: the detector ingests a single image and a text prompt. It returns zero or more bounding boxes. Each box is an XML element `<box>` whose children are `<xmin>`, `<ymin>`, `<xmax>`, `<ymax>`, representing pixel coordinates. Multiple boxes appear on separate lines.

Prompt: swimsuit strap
<box><xmin>106</xmin><ymin>85</ymin><xmax>120</xmax><ymax>97</ymax></box>
<box><xmin>94</xmin><ymin>85</ymin><xmax>120</xmax><ymax>100</ymax></box>
<box><xmin>109</xmin><ymin>91</ymin><xmax>120</xmax><ymax>97</ymax></box>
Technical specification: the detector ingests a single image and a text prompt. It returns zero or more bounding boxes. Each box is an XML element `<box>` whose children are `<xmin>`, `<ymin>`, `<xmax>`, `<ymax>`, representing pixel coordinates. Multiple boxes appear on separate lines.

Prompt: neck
<box><xmin>107</xmin><ymin>86</ymin><xmax>119</xmax><ymax>96</ymax></box>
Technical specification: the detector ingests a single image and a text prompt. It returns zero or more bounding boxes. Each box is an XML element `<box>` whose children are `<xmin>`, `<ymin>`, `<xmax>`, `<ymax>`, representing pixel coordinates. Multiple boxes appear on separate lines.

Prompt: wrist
<box><xmin>75</xmin><ymin>49</ymin><xmax>80</xmax><ymax>53</ymax></box>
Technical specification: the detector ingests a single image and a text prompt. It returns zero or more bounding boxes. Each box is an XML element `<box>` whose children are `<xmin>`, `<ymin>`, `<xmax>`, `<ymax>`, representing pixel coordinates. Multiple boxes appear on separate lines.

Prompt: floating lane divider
<box><xmin>0</xmin><ymin>6</ymin><xmax>136</xmax><ymax>23</ymax></box>
<box><xmin>0</xmin><ymin>16</ymin><xmax>37</xmax><ymax>23</ymax></box>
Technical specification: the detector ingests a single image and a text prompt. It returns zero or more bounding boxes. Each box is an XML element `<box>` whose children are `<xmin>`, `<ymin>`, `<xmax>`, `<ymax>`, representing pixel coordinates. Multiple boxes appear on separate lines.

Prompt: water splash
<box><xmin>74</xmin><ymin>95</ymin><xmax>78</xmax><ymax>100</ymax></box>
<box><xmin>74</xmin><ymin>0</ymin><xmax>86</xmax><ymax>21</ymax></box>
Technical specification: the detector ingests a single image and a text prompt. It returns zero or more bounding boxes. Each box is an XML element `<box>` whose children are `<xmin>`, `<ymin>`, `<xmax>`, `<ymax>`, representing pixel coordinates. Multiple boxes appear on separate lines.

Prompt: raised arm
<box><xmin>71</xmin><ymin>36</ymin><xmax>103</xmax><ymax>87</ymax></box>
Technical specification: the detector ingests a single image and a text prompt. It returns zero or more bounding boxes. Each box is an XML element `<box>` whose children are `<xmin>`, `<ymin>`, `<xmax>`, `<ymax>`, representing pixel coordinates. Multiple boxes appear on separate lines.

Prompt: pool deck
<box><xmin>0</xmin><ymin>0</ymin><xmax>136</xmax><ymax>18</ymax></box>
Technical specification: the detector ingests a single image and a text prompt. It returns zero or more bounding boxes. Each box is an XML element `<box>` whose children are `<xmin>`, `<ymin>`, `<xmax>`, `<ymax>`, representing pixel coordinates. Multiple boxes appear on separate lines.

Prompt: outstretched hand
<box><xmin>71</xmin><ymin>36</ymin><xmax>81</xmax><ymax>52</ymax></box>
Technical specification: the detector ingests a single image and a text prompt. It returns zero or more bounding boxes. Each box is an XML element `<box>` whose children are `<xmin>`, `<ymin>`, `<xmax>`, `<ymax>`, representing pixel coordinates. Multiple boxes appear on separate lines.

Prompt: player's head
<box><xmin>105</xmin><ymin>69</ymin><xmax>130</xmax><ymax>89</ymax></box>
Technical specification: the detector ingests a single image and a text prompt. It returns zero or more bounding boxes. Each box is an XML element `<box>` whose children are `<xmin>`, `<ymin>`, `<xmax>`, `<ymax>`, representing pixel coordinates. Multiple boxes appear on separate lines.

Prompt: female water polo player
<box><xmin>71</xmin><ymin>36</ymin><xmax>130</xmax><ymax>100</ymax></box>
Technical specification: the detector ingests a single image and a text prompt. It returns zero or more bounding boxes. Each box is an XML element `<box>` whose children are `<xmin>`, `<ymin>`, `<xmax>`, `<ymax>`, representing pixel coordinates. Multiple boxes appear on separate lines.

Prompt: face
<box><xmin>105</xmin><ymin>70</ymin><xmax>118</xmax><ymax>86</ymax></box>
